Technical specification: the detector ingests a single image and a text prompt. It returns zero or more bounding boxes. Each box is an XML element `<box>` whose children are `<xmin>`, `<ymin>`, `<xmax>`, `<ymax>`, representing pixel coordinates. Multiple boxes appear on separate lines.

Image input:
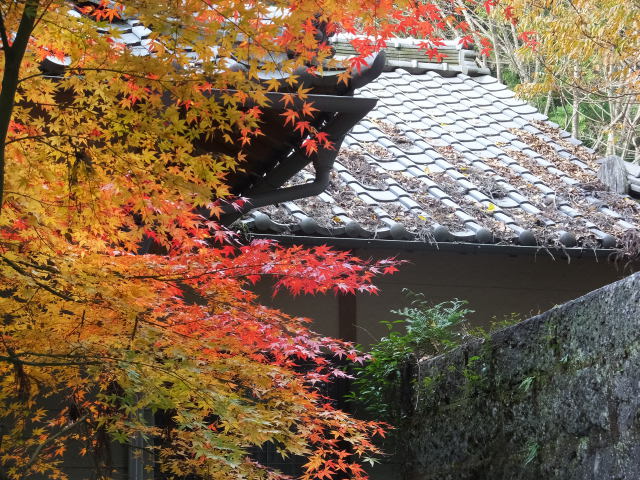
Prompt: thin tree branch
<box><xmin>26</xmin><ymin>413</ymin><xmax>90</xmax><ymax>470</ymax></box>
<box><xmin>1</xmin><ymin>255</ymin><xmax>79</xmax><ymax>302</ymax></box>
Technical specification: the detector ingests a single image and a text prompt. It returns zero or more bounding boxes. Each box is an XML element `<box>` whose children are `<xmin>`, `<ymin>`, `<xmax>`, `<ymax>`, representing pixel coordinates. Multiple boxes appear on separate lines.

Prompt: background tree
<box><xmin>509</xmin><ymin>0</ymin><xmax>640</xmax><ymax>162</ymax></box>
<box><xmin>0</xmin><ymin>0</ymin><xmax>475</xmax><ymax>478</ymax></box>
<box><xmin>450</xmin><ymin>0</ymin><xmax>640</xmax><ymax>162</ymax></box>
<box><xmin>433</xmin><ymin>0</ymin><xmax>532</xmax><ymax>86</ymax></box>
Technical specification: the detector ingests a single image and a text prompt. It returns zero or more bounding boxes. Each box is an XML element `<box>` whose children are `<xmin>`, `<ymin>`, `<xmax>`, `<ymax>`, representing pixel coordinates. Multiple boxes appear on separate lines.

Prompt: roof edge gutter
<box><xmin>226</xmin><ymin>155</ymin><xmax>334</xmax><ymax>212</ymax></box>
<box><xmin>245</xmin><ymin>233</ymin><xmax>626</xmax><ymax>261</ymax></box>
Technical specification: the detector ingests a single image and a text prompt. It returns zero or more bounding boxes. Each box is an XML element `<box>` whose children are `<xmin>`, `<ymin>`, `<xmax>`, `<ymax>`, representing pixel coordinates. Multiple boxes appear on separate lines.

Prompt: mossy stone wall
<box><xmin>408</xmin><ymin>272</ymin><xmax>640</xmax><ymax>480</ymax></box>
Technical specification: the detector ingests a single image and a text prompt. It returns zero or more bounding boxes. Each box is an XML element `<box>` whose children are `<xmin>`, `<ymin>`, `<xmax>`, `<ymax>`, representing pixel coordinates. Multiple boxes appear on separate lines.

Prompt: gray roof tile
<box><xmin>459</xmin><ymin>140</ymin><xmax>486</xmax><ymax>152</ymax></box>
<box><xmin>526</xmin><ymin>112</ymin><xmax>549</xmax><ymax>122</ymax></box>
<box><xmin>247</xmin><ymin>68</ymin><xmax>640</xmax><ymax>248</ymax></box>
<box><xmin>472</xmin><ymin>75</ymin><xmax>499</xmax><ymax>85</ymax></box>
<box><xmin>495</xmin><ymin>197</ymin><xmax>520</xmax><ymax>209</ymax></box>
<box><xmin>350</xmin><ymin>131</ymin><xmax>378</xmax><ymax>143</ymax></box>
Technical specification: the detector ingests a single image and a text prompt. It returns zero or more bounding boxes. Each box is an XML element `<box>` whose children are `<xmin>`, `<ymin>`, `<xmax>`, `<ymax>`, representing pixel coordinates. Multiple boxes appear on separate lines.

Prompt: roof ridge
<box><xmin>330</xmin><ymin>34</ymin><xmax>491</xmax><ymax>77</ymax></box>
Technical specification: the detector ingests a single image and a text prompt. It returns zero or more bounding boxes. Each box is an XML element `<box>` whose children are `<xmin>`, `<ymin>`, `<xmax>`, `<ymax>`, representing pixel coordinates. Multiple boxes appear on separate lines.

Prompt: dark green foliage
<box><xmin>501</xmin><ymin>68</ymin><xmax>522</xmax><ymax>90</ymax></box>
<box><xmin>346</xmin><ymin>290</ymin><xmax>472</xmax><ymax>426</ymax></box>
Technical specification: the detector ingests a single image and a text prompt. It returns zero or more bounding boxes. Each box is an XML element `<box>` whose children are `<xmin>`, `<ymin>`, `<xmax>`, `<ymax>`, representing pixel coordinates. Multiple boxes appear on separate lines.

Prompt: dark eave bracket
<box><xmin>220</xmin><ymin>93</ymin><xmax>378</xmax><ymax>225</ymax></box>
<box><xmin>220</xmin><ymin>52</ymin><xmax>386</xmax><ymax>225</ymax></box>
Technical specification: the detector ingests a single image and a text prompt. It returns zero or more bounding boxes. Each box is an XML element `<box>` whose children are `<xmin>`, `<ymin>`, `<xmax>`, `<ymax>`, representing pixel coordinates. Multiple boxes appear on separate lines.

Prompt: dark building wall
<box><xmin>255</xmin><ymin>244</ymin><xmax>634</xmax><ymax>347</ymax></box>
<box><xmin>406</xmin><ymin>271</ymin><xmax>640</xmax><ymax>480</ymax></box>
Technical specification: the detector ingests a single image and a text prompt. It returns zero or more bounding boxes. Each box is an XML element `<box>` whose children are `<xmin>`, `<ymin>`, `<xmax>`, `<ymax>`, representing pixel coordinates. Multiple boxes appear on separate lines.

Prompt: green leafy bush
<box><xmin>347</xmin><ymin>290</ymin><xmax>473</xmax><ymax>426</ymax></box>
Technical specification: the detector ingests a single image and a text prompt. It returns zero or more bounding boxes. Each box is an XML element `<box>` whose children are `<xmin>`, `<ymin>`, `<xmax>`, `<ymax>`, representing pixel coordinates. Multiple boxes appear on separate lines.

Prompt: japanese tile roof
<box><xmin>626</xmin><ymin>162</ymin><xmax>640</xmax><ymax>197</ymax></box>
<box><xmin>43</xmin><ymin>8</ymin><xmax>640</xmax><ymax>249</ymax></box>
<box><xmin>240</xmin><ymin>68</ymin><xmax>640</xmax><ymax>250</ymax></box>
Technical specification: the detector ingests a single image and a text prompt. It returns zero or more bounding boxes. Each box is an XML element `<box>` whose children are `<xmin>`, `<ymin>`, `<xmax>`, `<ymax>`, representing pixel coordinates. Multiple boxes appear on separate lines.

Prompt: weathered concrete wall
<box><xmin>408</xmin><ymin>272</ymin><xmax>640</xmax><ymax>480</ymax></box>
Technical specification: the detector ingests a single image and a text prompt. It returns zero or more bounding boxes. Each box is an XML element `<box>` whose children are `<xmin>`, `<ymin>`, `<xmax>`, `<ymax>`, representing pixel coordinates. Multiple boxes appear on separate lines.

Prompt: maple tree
<box><xmin>506</xmin><ymin>0</ymin><xmax>640</xmax><ymax>161</ymax></box>
<box><xmin>0</xmin><ymin>0</ymin><xmax>477</xmax><ymax>479</ymax></box>
<box><xmin>425</xmin><ymin>0</ymin><xmax>527</xmax><ymax>84</ymax></box>
<box><xmin>450</xmin><ymin>0</ymin><xmax>640</xmax><ymax>160</ymax></box>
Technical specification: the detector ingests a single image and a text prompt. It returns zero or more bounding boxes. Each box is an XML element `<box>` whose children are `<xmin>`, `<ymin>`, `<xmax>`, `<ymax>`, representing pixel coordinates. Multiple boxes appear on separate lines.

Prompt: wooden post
<box><xmin>338</xmin><ymin>293</ymin><xmax>357</xmax><ymax>342</ymax></box>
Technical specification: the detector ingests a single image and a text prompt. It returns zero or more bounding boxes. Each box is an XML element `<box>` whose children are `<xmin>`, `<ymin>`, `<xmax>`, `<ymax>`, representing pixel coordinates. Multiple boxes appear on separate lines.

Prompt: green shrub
<box><xmin>346</xmin><ymin>290</ymin><xmax>472</xmax><ymax>426</ymax></box>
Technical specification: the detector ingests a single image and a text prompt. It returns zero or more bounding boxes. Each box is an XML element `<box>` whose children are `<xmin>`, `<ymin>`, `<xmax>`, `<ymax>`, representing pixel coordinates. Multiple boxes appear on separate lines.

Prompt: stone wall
<box><xmin>408</xmin><ymin>272</ymin><xmax>640</xmax><ymax>480</ymax></box>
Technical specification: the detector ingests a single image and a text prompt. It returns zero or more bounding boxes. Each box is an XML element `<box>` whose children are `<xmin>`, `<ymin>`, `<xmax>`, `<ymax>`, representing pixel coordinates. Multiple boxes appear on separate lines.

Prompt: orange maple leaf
<box><xmin>301</xmin><ymin>101</ymin><xmax>318</xmax><ymax>117</ymax></box>
<box><xmin>280</xmin><ymin>109</ymin><xmax>299</xmax><ymax>126</ymax></box>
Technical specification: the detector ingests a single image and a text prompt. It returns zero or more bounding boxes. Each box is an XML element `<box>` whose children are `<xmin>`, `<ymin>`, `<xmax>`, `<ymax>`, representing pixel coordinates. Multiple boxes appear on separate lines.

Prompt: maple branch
<box><xmin>15</xmin><ymin>258</ymin><xmax>60</xmax><ymax>274</ymax></box>
<box><xmin>127</xmin><ymin>263</ymin><xmax>284</xmax><ymax>281</ymax></box>
<box><xmin>1</xmin><ymin>349</ymin><xmax>235</xmax><ymax>413</ymax></box>
<box><xmin>4</xmin><ymin>190</ymin><xmax>68</xmax><ymax>207</ymax></box>
<box><xmin>0</xmin><ymin>0</ymin><xmax>41</xmax><ymax>213</ymax></box>
<box><xmin>129</xmin><ymin>315</ymin><xmax>140</xmax><ymax>343</ymax></box>
<box><xmin>3</xmin><ymin>132</ymin><xmax>85</xmax><ymax>146</ymax></box>
<box><xmin>32</xmin><ymin>0</ymin><xmax>54</xmax><ymax>31</ymax></box>
<box><xmin>1</xmin><ymin>255</ymin><xmax>79</xmax><ymax>302</ymax></box>
<box><xmin>0</xmin><ymin>342</ymin><xmax>101</xmax><ymax>367</ymax></box>
<box><xmin>127</xmin><ymin>261</ymin><xmax>367</xmax><ymax>283</ymax></box>
<box><xmin>18</xmin><ymin>67</ymin><xmax>201</xmax><ymax>86</ymax></box>
<box><xmin>25</xmin><ymin>413</ymin><xmax>90</xmax><ymax>470</ymax></box>
<box><xmin>0</xmin><ymin>355</ymin><xmax>101</xmax><ymax>367</ymax></box>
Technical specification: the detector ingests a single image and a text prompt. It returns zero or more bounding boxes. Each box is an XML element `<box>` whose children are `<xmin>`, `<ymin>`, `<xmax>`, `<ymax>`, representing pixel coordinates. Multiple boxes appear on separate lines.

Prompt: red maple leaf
<box><xmin>301</xmin><ymin>138</ymin><xmax>318</xmax><ymax>155</ymax></box>
<box><xmin>294</xmin><ymin>121</ymin><xmax>311</xmax><ymax>135</ymax></box>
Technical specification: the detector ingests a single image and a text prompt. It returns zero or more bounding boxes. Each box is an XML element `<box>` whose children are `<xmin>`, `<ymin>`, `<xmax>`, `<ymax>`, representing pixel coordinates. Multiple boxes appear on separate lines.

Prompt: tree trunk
<box><xmin>571</xmin><ymin>65</ymin><xmax>580</xmax><ymax>139</ymax></box>
<box><xmin>489</xmin><ymin>21</ymin><xmax>501</xmax><ymax>82</ymax></box>
<box><xmin>571</xmin><ymin>97</ymin><xmax>580</xmax><ymax>139</ymax></box>
<box><xmin>606</xmin><ymin>132</ymin><xmax>616</xmax><ymax>156</ymax></box>
<box><xmin>510</xmin><ymin>23</ymin><xmax>530</xmax><ymax>82</ymax></box>
<box><xmin>0</xmin><ymin>0</ymin><xmax>42</xmax><ymax>212</ymax></box>
<box><xmin>621</xmin><ymin>106</ymin><xmax>640</xmax><ymax>161</ymax></box>
<box><xmin>544</xmin><ymin>91</ymin><xmax>553</xmax><ymax>116</ymax></box>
